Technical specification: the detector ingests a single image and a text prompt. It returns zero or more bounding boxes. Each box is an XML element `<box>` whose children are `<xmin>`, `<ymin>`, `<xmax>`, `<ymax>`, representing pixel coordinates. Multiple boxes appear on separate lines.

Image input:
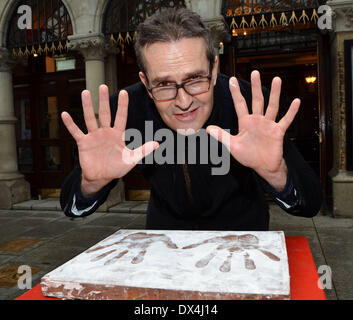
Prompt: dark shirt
<box><xmin>60</xmin><ymin>74</ymin><xmax>322</xmax><ymax>231</ymax></box>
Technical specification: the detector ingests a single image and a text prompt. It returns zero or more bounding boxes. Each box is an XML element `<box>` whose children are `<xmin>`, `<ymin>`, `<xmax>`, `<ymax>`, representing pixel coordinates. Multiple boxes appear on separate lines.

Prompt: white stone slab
<box><xmin>41</xmin><ymin>230</ymin><xmax>290</xmax><ymax>300</ymax></box>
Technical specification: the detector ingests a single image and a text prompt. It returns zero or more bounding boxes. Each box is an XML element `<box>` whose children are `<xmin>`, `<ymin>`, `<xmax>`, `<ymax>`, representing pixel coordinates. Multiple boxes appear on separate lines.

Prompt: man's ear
<box><xmin>139</xmin><ymin>72</ymin><xmax>154</xmax><ymax>99</ymax></box>
<box><xmin>212</xmin><ymin>56</ymin><xmax>219</xmax><ymax>86</ymax></box>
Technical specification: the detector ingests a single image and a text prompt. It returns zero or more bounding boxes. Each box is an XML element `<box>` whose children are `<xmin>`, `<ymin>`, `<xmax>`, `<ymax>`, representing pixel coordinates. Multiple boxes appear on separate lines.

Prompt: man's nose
<box><xmin>175</xmin><ymin>87</ymin><xmax>193</xmax><ymax>110</ymax></box>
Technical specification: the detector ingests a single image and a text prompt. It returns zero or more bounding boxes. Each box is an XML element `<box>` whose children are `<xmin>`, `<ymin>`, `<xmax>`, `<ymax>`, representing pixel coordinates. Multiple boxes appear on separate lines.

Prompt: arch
<box><xmin>102</xmin><ymin>0</ymin><xmax>186</xmax><ymax>45</ymax></box>
<box><xmin>0</xmin><ymin>0</ymin><xmax>76</xmax><ymax>48</ymax></box>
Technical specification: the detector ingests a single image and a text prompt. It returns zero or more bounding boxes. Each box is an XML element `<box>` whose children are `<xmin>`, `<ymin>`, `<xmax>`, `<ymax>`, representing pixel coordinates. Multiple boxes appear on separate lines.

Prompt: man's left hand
<box><xmin>207</xmin><ymin>70</ymin><xmax>300</xmax><ymax>192</ymax></box>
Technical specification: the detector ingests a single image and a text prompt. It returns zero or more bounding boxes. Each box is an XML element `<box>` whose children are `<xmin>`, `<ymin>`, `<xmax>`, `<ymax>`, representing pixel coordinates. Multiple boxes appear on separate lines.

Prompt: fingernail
<box><xmin>230</xmin><ymin>77</ymin><xmax>237</xmax><ymax>88</ymax></box>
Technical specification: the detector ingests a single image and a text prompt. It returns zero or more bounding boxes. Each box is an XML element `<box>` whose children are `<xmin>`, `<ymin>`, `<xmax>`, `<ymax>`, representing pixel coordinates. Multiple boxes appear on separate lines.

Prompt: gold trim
<box><xmin>299</xmin><ymin>9</ymin><xmax>309</xmax><ymax>24</ymax></box>
<box><xmin>37</xmin><ymin>44</ymin><xmax>43</xmax><ymax>55</ymax></box>
<box><xmin>57</xmin><ymin>41</ymin><xmax>64</xmax><ymax>52</ymax></box>
<box><xmin>110</xmin><ymin>33</ymin><xmax>117</xmax><ymax>44</ymax></box>
<box><xmin>50</xmin><ymin>42</ymin><xmax>56</xmax><ymax>53</ymax></box>
<box><xmin>117</xmin><ymin>33</ymin><xmax>124</xmax><ymax>45</ymax></box>
<box><xmin>230</xmin><ymin>17</ymin><xmax>238</xmax><ymax>29</ymax></box>
<box><xmin>125</xmin><ymin>32</ymin><xmax>132</xmax><ymax>44</ymax></box>
<box><xmin>311</xmin><ymin>9</ymin><xmax>319</xmax><ymax>23</ymax></box>
<box><xmin>44</xmin><ymin>43</ymin><xmax>49</xmax><ymax>54</ymax></box>
<box><xmin>250</xmin><ymin>16</ymin><xmax>257</xmax><ymax>28</ymax></box>
<box><xmin>280</xmin><ymin>12</ymin><xmax>288</xmax><ymax>25</ymax></box>
<box><xmin>240</xmin><ymin>16</ymin><xmax>249</xmax><ymax>29</ymax></box>
<box><xmin>289</xmin><ymin>11</ymin><xmax>298</xmax><ymax>25</ymax></box>
<box><xmin>24</xmin><ymin>46</ymin><xmax>30</xmax><ymax>56</ymax></box>
<box><xmin>270</xmin><ymin>13</ymin><xmax>278</xmax><ymax>27</ymax></box>
<box><xmin>259</xmin><ymin>14</ymin><xmax>268</xmax><ymax>28</ymax></box>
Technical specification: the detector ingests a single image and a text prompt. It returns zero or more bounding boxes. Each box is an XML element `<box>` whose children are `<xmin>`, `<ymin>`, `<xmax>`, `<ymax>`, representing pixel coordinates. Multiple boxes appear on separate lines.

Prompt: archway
<box><xmin>6</xmin><ymin>0</ymin><xmax>86</xmax><ymax>198</ymax></box>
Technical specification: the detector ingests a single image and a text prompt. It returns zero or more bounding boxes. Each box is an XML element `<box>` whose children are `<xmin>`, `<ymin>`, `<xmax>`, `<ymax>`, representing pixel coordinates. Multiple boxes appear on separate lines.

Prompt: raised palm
<box><xmin>207</xmin><ymin>71</ymin><xmax>300</xmax><ymax>189</ymax></box>
<box><xmin>61</xmin><ymin>85</ymin><xmax>159</xmax><ymax>196</ymax></box>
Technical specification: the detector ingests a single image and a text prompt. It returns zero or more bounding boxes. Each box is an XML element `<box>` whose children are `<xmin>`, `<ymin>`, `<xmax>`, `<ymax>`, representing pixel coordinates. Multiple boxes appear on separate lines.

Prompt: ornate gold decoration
<box><xmin>43</xmin><ymin>43</ymin><xmax>50</xmax><ymax>54</ymax></box>
<box><xmin>24</xmin><ymin>46</ymin><xmax>30</xmax><ymax>56</ymax></box>
<box><xmin>57</xmin><ymin>41</ymin><xmax>64</xmax><ymax>52</ymax></box>
<box><xmin>230</xmin><ymin>17</ymin><xmax>238</xmax><ymax>29</ymax></box>
<box><xmin>37</xmin><ymin>44</ymin><xmax>43</xmax><ymax>55</ymax></box>
<box><xmin>250</xmin><ymin>16</ymin><xmax>257</xmax><ymax>28</ymax></box>
<box><xmin>125</xmin><ymin>32</ymin><xmax>132</xmax><ymax>44</ymax></box>
<box><xmin>259</xmin><ymin>14</ymin><xmax>268</xmax><ymax>28</ymax></box>
<box><xmin>50</xmin><ymin>42</ymin><xmax>56</xmax><ymax>53</ymax></box>
<box><xmin>299</xmin><ymin>10</ymin><xmax>309</xmax><ymax>24</ymax></box>
<box><xmin>270</xmin><ymin>13</ymin><xmax>277</xmax><ymax>27</ymax></box>
<box><xmin>289</xmin><ymin>11</ymin><xmax>298</xmax><ymax>25</ymax></box>
<box><xmin>280</xmin><ymin>12</ymin><xmax>288</xmax><ymax>25</ymax></box>
<box><xmin>311</xmin><ymin>9</ymin><xmax>319</xmax><ymax>23</ymax></box>
<box><xmin>117</xmin><ymin>33</ymin><xmax>124</xmax><ymax>45</ymax></box>
<box><xmin>110</xmin><ymin>34</ymin><xmax>117</xmax><ymax>44</ymax></box>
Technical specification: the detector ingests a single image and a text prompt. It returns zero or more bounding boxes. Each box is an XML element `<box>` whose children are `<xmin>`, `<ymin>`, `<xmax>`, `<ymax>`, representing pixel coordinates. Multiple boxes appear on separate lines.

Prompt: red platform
<box><xmin>15</xmin><ymin>236</ymin><xmax>326</xmax><ymax>300</ymax></box>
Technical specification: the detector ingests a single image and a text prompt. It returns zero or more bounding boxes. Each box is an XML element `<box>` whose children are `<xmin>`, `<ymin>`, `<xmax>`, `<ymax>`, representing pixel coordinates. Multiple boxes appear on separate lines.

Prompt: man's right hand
<box><xmin>61</xmin><ymin>85</ymin><xmax>159</xmax><ymax>198</ymax></box>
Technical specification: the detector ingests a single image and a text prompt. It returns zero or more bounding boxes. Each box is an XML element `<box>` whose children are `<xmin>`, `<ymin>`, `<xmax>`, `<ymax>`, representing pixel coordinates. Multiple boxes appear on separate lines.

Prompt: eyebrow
<box><xmin>150</xmin><ymin>69</ymin><xmax>209</xmax><ymax>86</ymax></box>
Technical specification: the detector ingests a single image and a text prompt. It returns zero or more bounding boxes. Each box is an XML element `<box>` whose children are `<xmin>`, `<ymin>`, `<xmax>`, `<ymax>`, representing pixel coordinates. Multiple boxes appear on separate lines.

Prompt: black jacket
<box><xmin>60</xmin><ymin>74</ymin><xmax>322</xmax><ymax>231</ymax></box>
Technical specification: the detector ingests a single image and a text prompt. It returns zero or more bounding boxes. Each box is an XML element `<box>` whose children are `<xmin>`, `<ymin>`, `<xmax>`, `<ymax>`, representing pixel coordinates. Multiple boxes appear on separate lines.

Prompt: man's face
<box><xmin>139</xmin><ymin>37</ymin><xmax>218</xmax><ymax>133</ymax></box>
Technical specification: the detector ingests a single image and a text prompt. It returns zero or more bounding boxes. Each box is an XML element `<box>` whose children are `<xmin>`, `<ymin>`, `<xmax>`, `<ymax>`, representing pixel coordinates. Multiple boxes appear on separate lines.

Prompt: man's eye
<box><xmin>158</xmin><ymin>82</ymin><xmax>174</xmax><ymax>87</ymax></box>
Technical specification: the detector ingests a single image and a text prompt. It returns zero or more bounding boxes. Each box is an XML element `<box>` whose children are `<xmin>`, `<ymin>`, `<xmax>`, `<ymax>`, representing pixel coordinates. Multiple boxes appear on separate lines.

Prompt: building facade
<box><xmin>0</xmin><ymin>0</ymin><xmax>352</xmax><ymax>218</ymax></box>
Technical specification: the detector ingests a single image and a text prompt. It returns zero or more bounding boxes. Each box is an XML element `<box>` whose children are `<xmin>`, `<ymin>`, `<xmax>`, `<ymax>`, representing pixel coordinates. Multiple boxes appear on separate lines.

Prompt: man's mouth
<box><xmin>174</xmin><ymin>108</ymin><xmax>199</xmax><ymax>121</ymax></box>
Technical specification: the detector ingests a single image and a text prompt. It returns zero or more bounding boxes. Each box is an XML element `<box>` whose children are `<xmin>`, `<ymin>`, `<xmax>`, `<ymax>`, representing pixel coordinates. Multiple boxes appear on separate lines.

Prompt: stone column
<box><xmin>68</xmin><ymin>34</ymin><xmax>107</xmax><ymax>114</ymax></box>
<box><xmin>186</xmin><ymin>0</ymin><xmax>231</xmax><ymax>68</ymax></box>
<box><xmin>0</xmin><ymin>47</ymin><xmax>30</xmax><ymax>209</ymax></box>
<box><xmin>327</xmin><ymin>0</ymin><xmax>353</xmax><ymax>218</ymax></box>
<box><xmin>67</xmin><ymin>35</ymin><xmax>125</xmax><ymax>210</ymax></box>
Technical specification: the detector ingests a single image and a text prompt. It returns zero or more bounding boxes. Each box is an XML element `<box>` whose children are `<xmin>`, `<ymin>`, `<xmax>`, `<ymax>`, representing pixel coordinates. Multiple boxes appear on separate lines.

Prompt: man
<box><xmin>60</xmin><ymin>8</ymin><xmax>322</xmax><ymax>231</ymax></box>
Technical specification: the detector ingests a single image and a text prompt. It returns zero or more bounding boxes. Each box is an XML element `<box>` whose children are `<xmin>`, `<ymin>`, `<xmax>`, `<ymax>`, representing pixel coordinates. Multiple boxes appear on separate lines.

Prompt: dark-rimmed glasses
<box><xmin>147</xmin><ymin>75</ymin><xmax>212</xmax><ymax>102</ymax></box>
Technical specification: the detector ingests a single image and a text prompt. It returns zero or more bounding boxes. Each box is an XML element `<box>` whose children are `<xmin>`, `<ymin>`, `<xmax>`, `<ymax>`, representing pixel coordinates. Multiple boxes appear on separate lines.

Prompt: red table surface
<box><xmin>15</xmin><ymin>236</ymin><xmax>326</xmax><ymax>300</ymax></box>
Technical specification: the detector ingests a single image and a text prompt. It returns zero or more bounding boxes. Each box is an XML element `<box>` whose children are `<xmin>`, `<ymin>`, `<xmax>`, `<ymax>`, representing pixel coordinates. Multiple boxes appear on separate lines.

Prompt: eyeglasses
<box><xmin>147</xmin><ymin>75</ymin><xmax>212</xmax><ymax>102</ymax></box>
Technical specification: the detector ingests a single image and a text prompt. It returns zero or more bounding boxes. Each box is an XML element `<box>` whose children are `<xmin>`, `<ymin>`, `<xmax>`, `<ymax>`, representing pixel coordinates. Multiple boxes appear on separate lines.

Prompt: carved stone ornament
<box><xmin>203</xmin><ymin>16</ymin><xmax>231</xmax><ymax>48</ymax></box>
<box><xmin>329</xmin><ymin>1</ymin><xmax>353</xmax><ymax>32</ymax></box>
<box><xmin>68</xmin><ymin>34</ymin><xmax>108</xmax><ymax>61</ymax></box>
<box><xmin>345</xmin><ymin>7</ymin><xmax>353</xmax><ymax>28</ymax></box>
<box><xmin>0</xmin><ymin>47</ymin><xmax>17</xmax><ymax>72</ymax></box>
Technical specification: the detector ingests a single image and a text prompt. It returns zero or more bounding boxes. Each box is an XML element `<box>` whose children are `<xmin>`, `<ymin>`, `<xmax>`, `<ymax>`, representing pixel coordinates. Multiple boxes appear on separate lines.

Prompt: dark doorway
<box><xmin>220</xmin><ymin>49</ymin><xmax>324</xmax><ymax>201</ymax></box>
<box><xmin>13</xmin><ymin>52</ymin><xmax>86</xmax><ymax>198</ymax></box>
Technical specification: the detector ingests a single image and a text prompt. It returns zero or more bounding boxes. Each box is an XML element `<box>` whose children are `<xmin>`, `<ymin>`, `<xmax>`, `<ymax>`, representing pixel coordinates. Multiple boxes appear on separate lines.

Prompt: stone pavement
<box><xmin>0</xmin><ymin>200</ymin><xmax>352</xmax><ymax>300</ymax></box>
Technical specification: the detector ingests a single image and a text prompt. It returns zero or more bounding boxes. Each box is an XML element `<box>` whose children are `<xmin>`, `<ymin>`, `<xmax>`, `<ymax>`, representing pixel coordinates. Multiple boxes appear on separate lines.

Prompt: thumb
<box><xmin>131</xmin><ymin>141</ymin><xmax>160</xmax><ymax>165</ymax></box>
<box><xmin>206</xmin><ymin>125</ymin><xmax>232</xmax><ymax>151</ymax></box>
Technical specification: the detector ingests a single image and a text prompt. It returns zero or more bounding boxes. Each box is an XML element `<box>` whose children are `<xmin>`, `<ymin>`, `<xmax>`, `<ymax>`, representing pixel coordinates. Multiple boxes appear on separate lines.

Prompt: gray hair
<box><xmin>134</xmin><ymin>7</ymin><xmax>216</xmax><ymax>77</ymax></box>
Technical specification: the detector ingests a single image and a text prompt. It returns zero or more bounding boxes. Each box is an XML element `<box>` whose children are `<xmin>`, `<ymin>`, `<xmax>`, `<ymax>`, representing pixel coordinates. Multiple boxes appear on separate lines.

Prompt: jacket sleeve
<box><xmin>258</xmin><ymin>85</ymin><xmax>323</xmax><ymax>217</ymax></box>
<box><xmin>259</xmin><ymin>134</ymin><xmax>322</xmax><ymax>217</ymax></box>
<box><xmin>60</xmin><ymin>165</ymin><xmax>118</xmax><ymax>218</ymax></box>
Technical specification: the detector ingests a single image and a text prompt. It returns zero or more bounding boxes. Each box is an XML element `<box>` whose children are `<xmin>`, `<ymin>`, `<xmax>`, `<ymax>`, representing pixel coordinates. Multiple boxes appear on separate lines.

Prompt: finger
<box><xmin>251</xmin><ymin>70</ymin><xmax>264</xmax><ymax>115</ymax></box>
<box><xmin>206</xmin><ymin>125</ymin><xmax>232</xmax><ymax>151</ymax></box>
<box><xmin>229</xmin><ymin>77</ymin><xmax>249</xmax><ymax>119</ymax></box>
<box><xmin>114</xmin><ymin>90</ymin><xmax>129</xmax><ymax>133</ymax></box>
<box><xmin>81</xmin><ymin>90</ymin><xmax>98</xmax><ymax>132</ymax></box>
<box><xmin>98</xmin><ymin>85</ymin><xmax>111</xmax><ymax>128</ymax></box>
<box><xmin>278</xmin><ymin>99</ymin><xmax>301</xmax><ymax>131</ymax></box>
<box><xmin>133</xmin><ymin>141</ymin><xmax>160</xmax><ymax>164</ymax></box>
<box><xmin>61</xmin><ymin>111</ymin><xmax>84</xmax><ymax>141</ymax></box>
<box><xmin>265</xmin><ymin>77</ymin><xmax>282</xmax><ymax>121</ymax></box>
